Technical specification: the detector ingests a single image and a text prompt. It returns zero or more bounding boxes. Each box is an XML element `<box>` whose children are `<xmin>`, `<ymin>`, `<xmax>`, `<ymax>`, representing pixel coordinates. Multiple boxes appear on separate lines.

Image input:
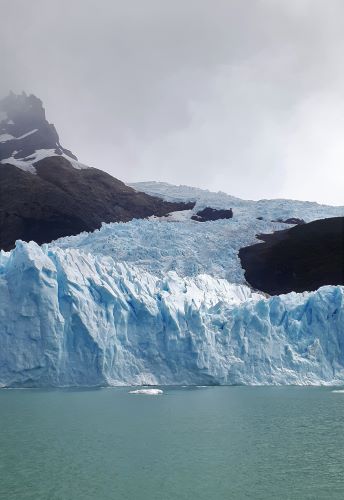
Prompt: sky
<box><xmin>1</xmin><ymin>0</ymin><xmax>344</xmax><ymax>205</ymax></box>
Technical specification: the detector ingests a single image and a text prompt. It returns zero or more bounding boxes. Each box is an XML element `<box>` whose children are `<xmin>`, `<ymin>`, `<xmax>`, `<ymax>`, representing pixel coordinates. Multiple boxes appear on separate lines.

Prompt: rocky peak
<box><xmin>0</xmin><ymin>91</ymin><xmax>77</xmax><ymax>166</ymax></box>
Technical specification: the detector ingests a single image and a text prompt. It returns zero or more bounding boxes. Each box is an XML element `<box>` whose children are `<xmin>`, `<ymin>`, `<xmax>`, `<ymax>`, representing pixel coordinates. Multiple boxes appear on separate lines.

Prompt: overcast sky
<box><xmin>1</xmin><ymin>0</ymin><xmax>343</xmax><ymax>204</ymax></box>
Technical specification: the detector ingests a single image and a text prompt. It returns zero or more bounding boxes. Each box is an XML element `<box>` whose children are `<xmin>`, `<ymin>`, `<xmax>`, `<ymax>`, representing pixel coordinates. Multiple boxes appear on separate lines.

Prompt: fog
<box><xmin>1</xmin><ymin>0</ymin><xmax>343</xmax><ymax>204</ymax></box>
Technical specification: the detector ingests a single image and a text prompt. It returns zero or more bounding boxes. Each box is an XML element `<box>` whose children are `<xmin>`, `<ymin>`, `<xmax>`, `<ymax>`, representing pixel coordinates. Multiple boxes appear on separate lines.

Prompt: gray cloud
<box><xmin>1</xmin><ymin>0</ymin><xmax>343</xmax><ymax>204</ymax></box>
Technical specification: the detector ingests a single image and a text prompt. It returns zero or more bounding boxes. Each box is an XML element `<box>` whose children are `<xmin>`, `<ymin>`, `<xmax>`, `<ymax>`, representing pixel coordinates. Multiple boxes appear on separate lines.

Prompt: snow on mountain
<box><xmin>0</xmin><ymin>133</ymin><xmax>16</xmax><ymax>142</ymax></box>
<box><xmin>0</xmin><ymin>92</ymin><xmax>82</xmax><ymax>172</ymax></box>
<box><xmin>0</xmin><ymin>241</ymin><xmax>343</xmax><ymax>387</ymax></box>
<box><xmin>0</xmin><ymin>128</ymin><xmax>38</xmax><ymax>142</ymax></box>
<box><xmin>1</xmin><ymin>148</ymin><xmax>88</xmax><ymax>172</ymax></box>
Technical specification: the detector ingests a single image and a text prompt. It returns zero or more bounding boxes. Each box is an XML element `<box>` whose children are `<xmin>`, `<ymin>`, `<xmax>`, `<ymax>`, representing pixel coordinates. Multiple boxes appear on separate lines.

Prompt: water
<box><xmin>1</xmin><ymin>387</ymin><xmax>344</xmax><ymax>500</ymax></box>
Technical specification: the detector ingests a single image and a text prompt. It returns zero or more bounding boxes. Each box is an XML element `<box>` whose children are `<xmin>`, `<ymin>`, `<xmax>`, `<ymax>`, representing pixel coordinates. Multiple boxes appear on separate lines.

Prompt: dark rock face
<box><xmin>239</xmin><ymin>217</ymin><xmax>344</xmax><ymax>295</ymax></box>
<box><xmin>0</xmin><ymin>157</ymin><xmax>195</xmax><ymax>251</ymax></box>
<box><xmin>0</xmin><ymin>92</ymin><xmax>77</xmax><ymax>162</ymax></box>
<box><xmin>272</xmin><ymin>217</ymin><xmax>305</xmax><ymax>225</ymax></box>
<box><xmin>191</xmin><ymin>207</ymin><xmax>233</xmax><ymax>222</ymax></box>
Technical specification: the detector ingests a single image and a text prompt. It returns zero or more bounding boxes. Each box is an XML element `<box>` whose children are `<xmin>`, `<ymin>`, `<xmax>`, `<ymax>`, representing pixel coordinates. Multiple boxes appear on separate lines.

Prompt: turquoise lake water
<box><xmin>1</xmin><ymin>386</ymin><xmax>344</xmax><ymax>499</ymax></box>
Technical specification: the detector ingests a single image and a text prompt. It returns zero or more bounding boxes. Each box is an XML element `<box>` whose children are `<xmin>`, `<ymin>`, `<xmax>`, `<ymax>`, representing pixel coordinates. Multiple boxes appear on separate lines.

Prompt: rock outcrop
<box><xmin>191</xmin><ymin>207</ymin><xmax>233</xmax><ymax>222</ymax></box>
<box><xmin>239</xmin><ymin>217</ymin><xmax>344</xmax><ymax>295</ymax></box>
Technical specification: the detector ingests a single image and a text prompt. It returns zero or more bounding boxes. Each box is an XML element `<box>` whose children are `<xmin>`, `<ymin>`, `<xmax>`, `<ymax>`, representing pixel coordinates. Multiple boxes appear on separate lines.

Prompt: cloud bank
<box><xmin>1</xmin><ymin>0</ymin><xmax>343</xmax><ymax>204</ymax></box>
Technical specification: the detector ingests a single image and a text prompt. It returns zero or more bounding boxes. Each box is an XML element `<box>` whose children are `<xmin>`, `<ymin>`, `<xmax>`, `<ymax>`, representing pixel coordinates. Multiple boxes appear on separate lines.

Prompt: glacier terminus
<box><xmin>0</xmin><ymin>239</ymin><xmax>343</xmax><ymax>387</ymax></box>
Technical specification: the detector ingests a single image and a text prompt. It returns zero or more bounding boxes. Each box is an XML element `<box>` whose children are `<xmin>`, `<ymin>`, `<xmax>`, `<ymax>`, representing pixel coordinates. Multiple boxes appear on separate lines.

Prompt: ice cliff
<box><xmin>0</xmin><ymin>241</ymin><xmax>343</xmax><ymax>387</ymax></box>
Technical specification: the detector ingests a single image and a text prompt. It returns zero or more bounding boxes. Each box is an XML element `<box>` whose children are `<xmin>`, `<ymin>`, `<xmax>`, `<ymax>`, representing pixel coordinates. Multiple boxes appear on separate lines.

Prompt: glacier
<box><xmin>0</xmin><ymin>240</ymin><xmax>343</xmax><ymax>388</ymax></box>
<box><xmin>50</xmin><ymin>218</ymin><xmax>275</xmax><ymax>283</ymax></box>
<box><xmin>129</xmin><ymin>181</ymin><xmax>344</xmax><ymax>222</ymax></box>
<box><xmin>51</xmin><ymin>182</ymin><xmax>344</xmax><ymax>282</ymax></box>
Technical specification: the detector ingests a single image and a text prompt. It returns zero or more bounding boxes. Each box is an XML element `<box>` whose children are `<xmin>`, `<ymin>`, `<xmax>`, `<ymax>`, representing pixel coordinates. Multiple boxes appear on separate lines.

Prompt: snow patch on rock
<box><xmin>1</xmin><ymin>149</ymin><xmax>89</xmax><ymax>173</ymax></box>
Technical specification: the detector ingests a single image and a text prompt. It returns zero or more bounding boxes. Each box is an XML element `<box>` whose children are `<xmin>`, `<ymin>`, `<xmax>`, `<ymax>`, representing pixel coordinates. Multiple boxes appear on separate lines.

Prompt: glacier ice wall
<box><xmin>0</xmin><ymin>241</ymin><xmax>343</xmax><ymax>387</ymax></box>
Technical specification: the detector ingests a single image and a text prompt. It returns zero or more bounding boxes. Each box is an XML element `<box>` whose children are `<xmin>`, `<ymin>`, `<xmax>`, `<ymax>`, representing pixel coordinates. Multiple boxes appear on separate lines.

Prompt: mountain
<box><xmin>0</xmin><ymin>93</ymin><xmax>194</xmax><ymax>250</ymax></box>
<box><xmin>1</xmin><ymin>96</ymin><xmax>344</xmax><ymax>388</ymax></box>
<box><xmin>0</xmin><ymin>91</ymin><xmax>77</xmax><ymax>164</ymax></box>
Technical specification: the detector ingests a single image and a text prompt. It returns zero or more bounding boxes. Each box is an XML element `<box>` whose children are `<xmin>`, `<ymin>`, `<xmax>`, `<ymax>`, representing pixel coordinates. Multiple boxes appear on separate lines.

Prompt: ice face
<box><xmin>0</xmin><ymin>241</ymin><xmax>343</xmax><ymax>387</ymax></box>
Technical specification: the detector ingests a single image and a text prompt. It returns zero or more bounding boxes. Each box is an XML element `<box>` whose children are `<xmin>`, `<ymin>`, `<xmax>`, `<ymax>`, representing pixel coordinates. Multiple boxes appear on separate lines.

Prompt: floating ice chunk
<box><xmin>129</xmin><ymin>389</ymin><xmax>163</xmax><ymax>395</ymax></box>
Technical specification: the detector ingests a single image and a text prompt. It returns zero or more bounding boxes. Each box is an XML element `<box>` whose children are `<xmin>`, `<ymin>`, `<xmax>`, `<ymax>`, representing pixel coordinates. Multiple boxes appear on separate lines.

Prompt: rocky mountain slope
<box><xmin>0</xmin><ymin>93</ymin><xmax>193</xmax><ymax>250</ymax></box>
<box><xmin>0</xmin><ymin>92</ymin><xmax>77</xmax><ymax>164</ymax></box>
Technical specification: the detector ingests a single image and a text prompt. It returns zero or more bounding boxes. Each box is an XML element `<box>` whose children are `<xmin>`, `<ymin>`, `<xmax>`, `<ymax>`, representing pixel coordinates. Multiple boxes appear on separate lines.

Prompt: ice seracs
<box><xmin>0</xmin><ymin>241</ymin><xmax>343</xmax><ymax>388</ymax></box>
<box><xmin>52</xmin><ymin>195</ymin><xmax>344</xmax><ymax>284</ymax></box>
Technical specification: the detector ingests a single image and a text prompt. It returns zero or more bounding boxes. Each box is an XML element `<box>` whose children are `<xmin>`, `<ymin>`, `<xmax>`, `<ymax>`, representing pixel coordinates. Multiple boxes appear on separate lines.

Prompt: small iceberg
<box><xmin>332</xmin><ymin>389</ymin><xmax>344</xmax><ymax>393</ymax></box>
<box><xmin>129</xmin><ymin>388</ymin><xmax>163</xmax><ymax>395</ymax></box>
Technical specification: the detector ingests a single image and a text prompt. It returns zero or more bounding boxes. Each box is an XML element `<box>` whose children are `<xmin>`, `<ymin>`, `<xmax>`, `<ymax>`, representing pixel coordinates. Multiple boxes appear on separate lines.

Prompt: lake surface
<box><xmin>1</xmin><ymin>386</ymin><xmax>344</xmax><ymax>499</ymax></box>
